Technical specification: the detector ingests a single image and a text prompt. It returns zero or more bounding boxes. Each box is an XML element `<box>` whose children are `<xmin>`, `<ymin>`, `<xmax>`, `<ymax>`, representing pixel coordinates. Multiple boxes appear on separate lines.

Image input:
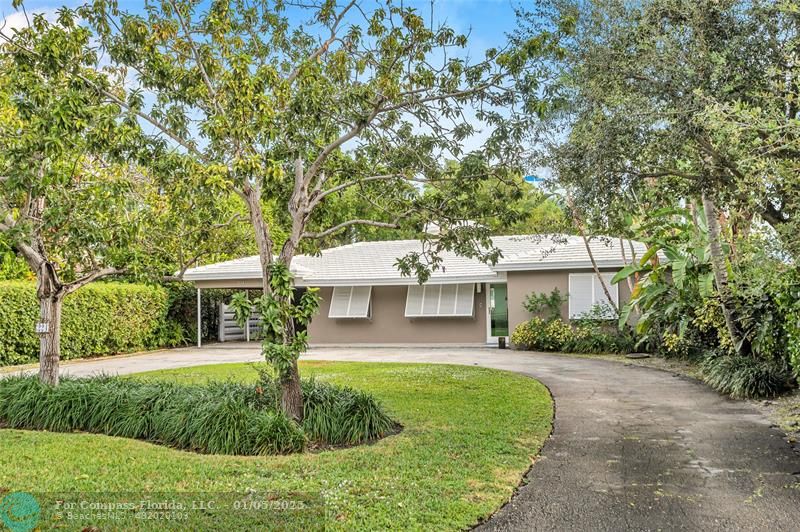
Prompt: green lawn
<box><xmin>0</xmin><ymin>361</ymin><xmax>552</xmax><ymax>530</ymax></box>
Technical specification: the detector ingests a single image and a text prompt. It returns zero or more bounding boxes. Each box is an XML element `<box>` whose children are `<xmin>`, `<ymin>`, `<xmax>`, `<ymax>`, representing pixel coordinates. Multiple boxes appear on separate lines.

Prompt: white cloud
<box><xmin>1</xmin><ymin>7</ymin><xmax>60</xmax><ymax>33</ymax></box>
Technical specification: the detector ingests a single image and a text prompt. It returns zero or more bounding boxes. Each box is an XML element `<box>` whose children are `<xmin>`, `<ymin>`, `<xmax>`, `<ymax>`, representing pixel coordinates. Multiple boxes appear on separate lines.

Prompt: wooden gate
<box><xmin>218</xmin><ymin>303</ymin><xmax>261</xmax><ymax>342</ymax></box>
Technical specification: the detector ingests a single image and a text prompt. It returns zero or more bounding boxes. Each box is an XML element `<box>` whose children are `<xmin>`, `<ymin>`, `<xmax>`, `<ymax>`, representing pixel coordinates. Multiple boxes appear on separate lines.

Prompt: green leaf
<box><xmin>618</xmin><ymin>302</ymin><xmax>634</xmax><ymax>329</ymax></box>
<box><xmin>611</xmin><ymin>264</ymin><xmax>639</xmax><ymax>284</ymax></box>
<box><xmin>699</xmin><ymin>272</ymin><xmax>715</xmax><ymax>298</ymax></box>
<box><xmin>671</xmin><ymin>258</ymin><xmax>687</xmax><ymax>289</ymax></box>
<box><xmin>638</xmin><ymin>245</ymin><xmax>660</xmax><ymax>267</ymax></box>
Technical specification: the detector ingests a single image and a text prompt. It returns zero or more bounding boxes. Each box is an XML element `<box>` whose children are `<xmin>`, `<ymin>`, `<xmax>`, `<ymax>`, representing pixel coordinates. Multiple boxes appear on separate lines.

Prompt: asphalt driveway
<box><xmin>8</xmin><ymin>344</ymin><xmax>800</xmax><ymax>530</ymax></box>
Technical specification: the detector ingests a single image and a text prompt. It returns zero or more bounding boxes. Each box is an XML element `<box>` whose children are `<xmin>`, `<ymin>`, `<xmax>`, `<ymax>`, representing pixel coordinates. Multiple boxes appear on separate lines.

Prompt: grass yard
<box><xmin>0</xmin><ymin>361</ymin><xmax>552</xmax><ymax>530</ymax></box>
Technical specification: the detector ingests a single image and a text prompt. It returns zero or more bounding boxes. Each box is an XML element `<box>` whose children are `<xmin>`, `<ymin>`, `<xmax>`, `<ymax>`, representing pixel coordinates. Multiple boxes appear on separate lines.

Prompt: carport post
<box><xmin>196</xmin><ymin>287</ymin><xmax>202</xmax><ymax>348</ymax></box>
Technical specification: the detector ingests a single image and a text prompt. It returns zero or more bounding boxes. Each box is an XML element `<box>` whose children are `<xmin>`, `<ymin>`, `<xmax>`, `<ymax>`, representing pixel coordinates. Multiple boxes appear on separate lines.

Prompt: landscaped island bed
<box><xmin>0</xmin><ymin>361</ymin><xmax>552</xmax><ymax>530</ymax></box>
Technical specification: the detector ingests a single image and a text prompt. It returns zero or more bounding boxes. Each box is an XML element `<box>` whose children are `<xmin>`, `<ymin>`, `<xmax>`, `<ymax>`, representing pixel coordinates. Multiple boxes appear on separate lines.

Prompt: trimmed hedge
<box><xmin>0</xmin><ymin>281</ymin><xmax>184</xmax><ymax>366</ymax></box>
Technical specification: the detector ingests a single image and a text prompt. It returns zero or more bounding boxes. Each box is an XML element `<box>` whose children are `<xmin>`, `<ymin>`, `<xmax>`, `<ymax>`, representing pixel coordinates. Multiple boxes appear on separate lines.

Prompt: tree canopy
<box><xmin>519</xmin><ymin>0</ymin><xmax>800</xmax><ymax>389</ymax></box>
<box><xmin>522</xmin><ymin>0</ymin><xmax>797</xmax><ymax>245</ymax></box>
<box><xmin>47</xmin><ymin>0</ymin><xmax>551</xmax><ymax>418</ymax></box>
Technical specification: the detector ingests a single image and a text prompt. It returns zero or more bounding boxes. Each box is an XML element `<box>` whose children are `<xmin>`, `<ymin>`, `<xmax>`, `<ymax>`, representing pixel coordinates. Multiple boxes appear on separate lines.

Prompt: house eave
<box><xmin>187</xmin><ymin>272</ymin><xmax>505</xmax><ymax>287</ymax></box>
<box><xmin>492</xmin><ymin>260</ymin><xmax>626</xmax><ymax>272</ymax></box>
<box><xmin>296</xmin><ymin>272</ymin><xmax>505</xmax><ymax>287</ymax></box>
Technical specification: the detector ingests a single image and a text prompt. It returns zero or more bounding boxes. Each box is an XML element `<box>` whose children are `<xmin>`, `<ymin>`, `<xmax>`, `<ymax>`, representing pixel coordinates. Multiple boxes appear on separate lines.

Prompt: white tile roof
<box><xmin>493</xmin><ymin>235</ymin><xmax>649</xmax><ymax>272</ymax></box>
<box><xmin>182</xmin><ymin>234</ymin><xmax>648</xmax><ymax>286</ymax></box>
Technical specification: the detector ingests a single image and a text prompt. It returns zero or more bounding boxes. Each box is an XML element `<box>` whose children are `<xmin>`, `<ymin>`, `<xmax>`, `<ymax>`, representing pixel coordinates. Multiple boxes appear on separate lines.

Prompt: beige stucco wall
<box><xmin>506</xmin><ymin>269</ymin><xmax>632</xmax><ymax>334</ymax></box>
<box><xmin>307</xmin><ymin>285</ymin><xmax>487</xmax><ymax>344</ymax></box>
<box><xmin>199</xmin><ymin>270</ymin><xmax>630</xmax><ymax>345</ymax></box>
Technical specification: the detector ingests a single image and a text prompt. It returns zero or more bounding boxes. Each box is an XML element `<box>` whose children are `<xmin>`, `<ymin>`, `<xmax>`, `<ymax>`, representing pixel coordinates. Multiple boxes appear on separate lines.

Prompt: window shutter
<box><xmin>568</xmin><ymin>274</ymin><xmax>593</xmax><ymax>318</ymax></box>
<box><xmin>454</xmin><ymin>284</ymin><xmax>474</xmax><ymax>316</ymax></box>
<box><xmin>422</xmin><ymin>285</ymin><xmax>440</xmax><ymax>315</ymax></box>
<box><xmin>329</xmin><ymin>286</ymin><xmax>372</xmax><ymax>318</ymax></box>
<box><xmin>439</xmin><ymin>284</ymin><xmax>458</xmax><ymax>314</ymax></box>
<box><xmin>592</xmin><ymin>273</ymin><xmax>618</xmax><ymax>305</ymax></box>
<box><xmin>405</xmin><ymin>283</ymin><xmax>474</xmax><ymax>317</ymax></box>
<box><xmin>349</xmin><ymin>286</ymin><xmax>372</xmax><ymax>318</ymax></box>
<box><xmin>405</xmin><ymin>285</ymin><xmax>424</xmax><ymax>317</ymax></box>
<box><xmin>592</xmin><ymin>274</ymin><xmax>618</xmax><ymax>318</ymax></box>
<box><xmin>328</xmin><ymin>286</ymin><xmax>352</xmax><ymax>318</ymax></box>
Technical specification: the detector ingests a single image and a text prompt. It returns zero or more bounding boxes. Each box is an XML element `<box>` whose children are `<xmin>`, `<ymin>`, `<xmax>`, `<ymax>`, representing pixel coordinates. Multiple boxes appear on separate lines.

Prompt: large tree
<box><xmin>696</xmin><ymin>1</ymin><xmax>800</xmax><ymax>258</ymax></box>
<box><xmin>518</xmin><ymin>0</ymin><xmax>798</xmax><ymax>351</ymax></box>
<box><xmin>0</xmin><ymin>10</ymin><xmax>250</xmax><ymax>382</ymax></box>
<box><xmin>53</xmin><ymin>0</ymin><xmax>544</xmax><ymax>420</ymax></box>
<box><xmin>0</xmin><ymin>13</ymin><xmax>144</xmax><ymax>384</ymax></box>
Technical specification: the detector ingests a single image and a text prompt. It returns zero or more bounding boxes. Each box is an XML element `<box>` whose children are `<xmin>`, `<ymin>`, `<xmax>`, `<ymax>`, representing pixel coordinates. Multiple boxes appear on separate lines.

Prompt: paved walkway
<box><xmin>10</xmin><ymin>344</ymin><xmax>800</xmax><ymax>530</ymax></box>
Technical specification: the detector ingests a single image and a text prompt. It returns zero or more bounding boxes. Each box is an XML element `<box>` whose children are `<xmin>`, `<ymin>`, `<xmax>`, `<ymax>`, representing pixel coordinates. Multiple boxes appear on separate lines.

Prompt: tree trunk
<box><xmin>272</xmin><ymin>159</ymin><xmax>310</xmax><ymax>423</ymax></box>
<box><xmin>619</xmin><ymin>236</ymin><xmax>635</xmax><ymax>295</ymax></box>
<box><xmin>239</xmin><ymin>179</ymin><xmax>305</xmax><ymax>421</ymax></box>
<box><xmin>37</xmin><ymin>294</ymin><xmax>63</xmax><ymax>386</ymax></box>
<box><xmin>278</xmin><ymin>253</ymin><xmax>304</xmax><ymax>423</ymax></box>
<box><xmin>241</xmin><ymin>183</ymin><xmax>274</xmax><ymax>295</ymax></box>
<box><xmin>280</xmin><ymin>358</ymin><xmax>304</xmax><ymax>421</ymax></box>
<box><xmin>567</xmin><ymin>193</ymin><xmax>619</xmax><ymax>314</ymax></box>
<box><xmin>701</xmin><ymin>193</ymin><xmax>743</xmax><ymax>354</ymax></box>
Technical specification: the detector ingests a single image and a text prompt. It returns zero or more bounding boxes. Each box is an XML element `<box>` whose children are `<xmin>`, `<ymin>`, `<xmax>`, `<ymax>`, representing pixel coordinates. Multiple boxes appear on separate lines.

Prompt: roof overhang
<box><xmin>492</xmin><ymin>259</ymin><xmax>627</xmax><ymax>272</ymax></box>
<box><xmin>296</xmin><ymin>272</ymin><xmax>504</xmax><ymax>287</ymax></box>
<box><xmin>183</xmin><ymin>271</ymin><xmax>262</xmax><ymax>281</ymax></box>
<box><xmin>186</xmin><ymin>272</ymin><xmax>504</xmax><ymax>287</ymax></box>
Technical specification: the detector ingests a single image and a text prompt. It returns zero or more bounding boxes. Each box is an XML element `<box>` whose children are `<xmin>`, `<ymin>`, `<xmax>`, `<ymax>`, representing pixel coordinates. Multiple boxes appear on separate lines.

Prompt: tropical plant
<box><xmin>229</xmin><ymin>264</ymin><xmax>321</xmax><ymax>412</ymax></box>
<box><xmin>523</xmin><ymin>288</ymin><xmax>567</xmax><ymax>321</ymax></box>
<box><xmin>612</xmin><ymin>206</ymin><xmax>722</xmax><ymax>357</ymax></box>
<box><xmin>0</xmin><ymin>369</ymin><xmax>397</xmax><ymax>454</ymax></box>
<box><xmin>702</xmin><ymin>354</ymin><xmax>795</xmax><ymax>400</ymax></box>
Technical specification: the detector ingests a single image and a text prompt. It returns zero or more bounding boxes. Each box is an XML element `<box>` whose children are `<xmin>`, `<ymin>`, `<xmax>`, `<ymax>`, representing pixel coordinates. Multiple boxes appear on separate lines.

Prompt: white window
<box><xmin>405</xmin><ymin>283</ymin><xmax>475</xmax><ymax>317</ymax></box>
<box><xmin>328</xmin><ymin>286</ymin><xmax>372</xmax><ymax>318</ymax></box>
<box><xmin>568</xmin><ymin>273</ymin><xmax>618</xmax><ymax>319</ymax></box>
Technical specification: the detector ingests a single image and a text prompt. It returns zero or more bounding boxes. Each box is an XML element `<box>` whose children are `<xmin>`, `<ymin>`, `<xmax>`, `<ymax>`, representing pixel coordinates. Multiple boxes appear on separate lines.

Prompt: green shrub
<box><xmin>511</xmin><ymin>317</ymin><xmax>568</xmax><ymax>351</ymax></box>
<box><xmin>511</xmin><ymin>317</ymin><xmax>634</xmax><ymax>354</ymax></box>
<box><xmin>0</xmin><ymin>281</ymin><xmax>184</xmax><ymax>365</ymax></box>
<box><xmin>0</xmin><ymin>372</ymin><xmax>397</xmax><ymax>455</ymax></box>
<box><xmin>522</xmin><ymin>288</ymin><xmax>567</xmax><ymax>321</ymax></box>
<box><xmin>701</xmin><ymin>354</ymin><xmax>796</xmax><ymax>399</ymax></box>
<box><xmin>564</xmin><ymin>324</ymin><xmax>635</xmax><ymax>354</ymax></box>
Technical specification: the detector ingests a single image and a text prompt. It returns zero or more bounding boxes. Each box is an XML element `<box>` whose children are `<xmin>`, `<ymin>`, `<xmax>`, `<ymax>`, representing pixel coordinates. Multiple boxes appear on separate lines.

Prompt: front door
<box><xmin>487</xmin><ymin>283</ymin><xmax>509</xmax><ymax>344</ymax></box>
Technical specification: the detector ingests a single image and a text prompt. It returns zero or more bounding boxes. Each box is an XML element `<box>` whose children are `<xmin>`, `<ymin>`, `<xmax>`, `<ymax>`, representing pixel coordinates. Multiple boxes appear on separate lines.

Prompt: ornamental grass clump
<box><xmin>252</xmin><ymin>367</ymin><xmax>398</xmax><ymax>447</ymax></box>
<box><xmin>0</xmin><ymin>372</ymin><xmax>397</xmax><ymax>455</ymax></box>
<box><xmin>701</xmin><ymin>354</ymin><xmax>795</xmax><ymax>399</ymax></box>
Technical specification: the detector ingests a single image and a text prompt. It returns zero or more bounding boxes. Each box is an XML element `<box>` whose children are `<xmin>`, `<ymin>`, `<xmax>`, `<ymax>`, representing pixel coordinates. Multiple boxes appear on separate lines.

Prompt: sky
<box><xmin>1</xmin><ymin>0</ymin><xmax>524</xmax><ymax>48</ymax></box>
<box><xmin>0</xmin><ymin>0</ymin><xmax>540</xmax><ymax>174</ymax></box>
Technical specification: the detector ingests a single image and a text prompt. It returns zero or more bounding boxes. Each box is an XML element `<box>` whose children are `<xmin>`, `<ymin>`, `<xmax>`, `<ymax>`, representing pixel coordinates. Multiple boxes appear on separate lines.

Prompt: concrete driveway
<box><xmin>8</xmin><ymin>344</ymin><xmax>800</xmax><ymax>530</ymax></box>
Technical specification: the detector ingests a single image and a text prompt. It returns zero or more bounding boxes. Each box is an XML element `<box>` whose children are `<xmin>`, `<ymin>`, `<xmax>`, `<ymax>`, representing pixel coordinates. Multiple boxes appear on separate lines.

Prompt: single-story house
<box><xmin>183</xmin><ymin>234</ymin><xmax>646</xmax><ymax>347</ymax></box>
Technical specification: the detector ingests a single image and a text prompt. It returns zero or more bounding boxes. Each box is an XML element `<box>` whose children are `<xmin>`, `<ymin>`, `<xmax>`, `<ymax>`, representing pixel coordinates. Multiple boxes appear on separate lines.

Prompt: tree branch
<box><xmin>168</xmin><ymin>0</ymin><xmax>222</xmax><ymax>115</ymax></box>
<box><xmin>303</xmin><ymin>100</ymin><xmax>384</xmax><ymax>187</ymax></box>
<box><xmin>63</xmin><ymin>267</ymin><xmax>125</xmax><ymax>295</ymax></box>
<box><xmin>307</xmin><ymin>173</ymin><xmax>407</xmax><ymax>210</ymax></box>
<box><xmin>377</xmin><ymin>79</ymin><xmax>501</xmax><ymax>114</ymax></box>
<box><xmin>286</xmin><ymin>0</ymin><xmax>357</xmax><ymax>85</ymax></box>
